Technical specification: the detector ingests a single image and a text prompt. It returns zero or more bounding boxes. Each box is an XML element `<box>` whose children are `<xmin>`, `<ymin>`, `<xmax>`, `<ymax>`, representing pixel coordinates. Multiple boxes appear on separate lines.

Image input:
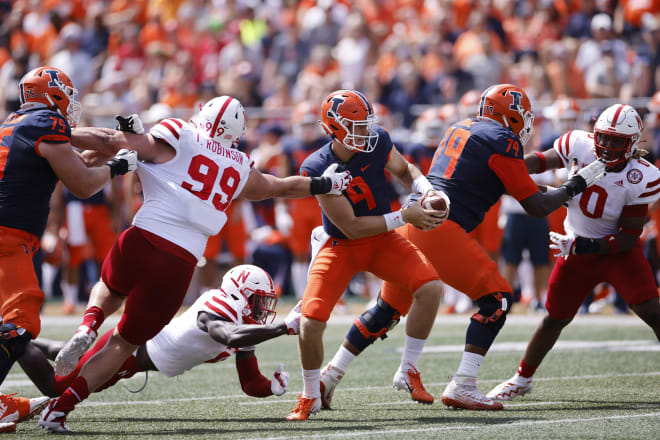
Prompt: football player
<box><xmin>488</xmin><ymin>104</ymin><xmax>660</xmax><ymax>401</ymax></box>
<box><xmin>23</xmin><ymin>266</ymin><xmax>299</xmax><ymax>407</ymax></box>
<box><xmin>319</xmin><ymin>84</ymin><xmax>607</xmax><ymax>411</ymax></box>
<box><xmin>286</xmin><ymin>89</ymin><xmax>448</xmax><ymax>421</ymax></box>
<box><xmin>38</xmin><ymin>97</ymin><xmax>353</xmax><ymax>433</ymax></box>
<box><xmin>0</xmin><ymin>66</ymin><xmax>137</xmax><ymax>433</ymax></box>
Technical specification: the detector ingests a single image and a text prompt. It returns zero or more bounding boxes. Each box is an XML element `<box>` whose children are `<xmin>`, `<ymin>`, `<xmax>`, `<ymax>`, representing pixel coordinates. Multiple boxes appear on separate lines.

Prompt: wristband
<box><xmin>533</xmin><ymin>151</ymin><xmax>547</xmax><ymax>173</ymax></box>
<box><xmin>383</xmin><ymin>210</ymin><xmax>405</xmax><ymax>231</ymax></box>
<box><xmin>560</xmin><ymin>175</ymin><xmax>586</xmax><ymax>198</ymax></box>
<box><xmin>310</xmin><ymin>176</ymin><xmax>332</xmax><ymax>195</ymax></box>
<box><xmin>412</xmin><ymin>175</ymin><xmax>434</xmax><ymax>194</ymax></box>
<box><xmin>574</xmin><ymin>236</ymin><xmax>600</xmax><ymax>254</ymax></box>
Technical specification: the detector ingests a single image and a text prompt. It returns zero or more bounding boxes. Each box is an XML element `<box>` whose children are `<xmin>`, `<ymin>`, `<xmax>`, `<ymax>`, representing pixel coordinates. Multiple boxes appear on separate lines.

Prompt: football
<box><xmin>421</xmin><ymin>193</ymin><xmax>449</xmax><ymax>214</ymax></box>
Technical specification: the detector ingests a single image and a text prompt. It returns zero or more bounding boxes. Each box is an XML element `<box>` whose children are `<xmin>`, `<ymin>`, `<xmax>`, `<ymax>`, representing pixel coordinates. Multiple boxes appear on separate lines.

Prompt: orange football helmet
<box><xmin>477</xmin><ymin>84</ymin><xmax>534</xmax><ymax>146</ymax></box>
<box><xmin>320</xmin><ymin>90</ymin><xmax>379</xmax><ymax>153</ymax></box>
<box><xmin>19</xmin><ymin>66</ymin><xmax>81</xmax><ymax>125</ymax></box>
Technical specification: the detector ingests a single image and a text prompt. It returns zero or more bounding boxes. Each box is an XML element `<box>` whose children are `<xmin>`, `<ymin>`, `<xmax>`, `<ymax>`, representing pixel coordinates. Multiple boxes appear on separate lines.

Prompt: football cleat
<box><xmin>441</xmin><ymin>375</ymin><xmax>503</xmax><ymax>410</ymax></box>
<box><xmin>285</xmin><ymin>395</ymin><xmax>321</xmax><ymax>421</ymax></box>
<box><xmin>38</xmin><ymin>400</ymin><xmax>70</xmax><ymax>433</ymax></box>
<box><xmin>320</xmin><ymin>364</ymin><xmax>345</xmax><ymax>409</ymax></box>
<box><xmin>487</xmin><ymin>375</ymin><xmax>533</xmax><ymax>401</ymax></box>
<box><xmin>392</xmin><ymin>364</ymin><xmax>434</xmax><ymax>404</ymax></box>
<box><xmin>0</xmin><ymin>422</ymin><xmax>15</xmax><ymax>433</ymax></box>
<box><xmin>0</xmin><ymin>393</ymin><xmax>50</xmax><ymax>423</ymax></box>
<box><xmin>54</xmin><ymin>325</ymin><xmax>97</xmax><ymax>376</ymax></box>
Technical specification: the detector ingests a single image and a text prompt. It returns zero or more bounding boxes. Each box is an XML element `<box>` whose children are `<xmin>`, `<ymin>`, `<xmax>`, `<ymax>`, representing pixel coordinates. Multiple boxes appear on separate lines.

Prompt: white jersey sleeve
<box><xmin>150</xmin><ymin>118</ymin><xmax>186</xmax><ymax>148</ymax></box>
<box><xmin>628</xmin><ymin>159</ymin><xmax>660</xmax><ymax>206</ymax></box>
<box><xmin>553</xmin><ymin>129</ymin><xmax>589</xmax><ymax>167</ymax></box>
<box><xmin>145</xmin><ymin>289</ymin><xmax>244</xmax><ymax>378</ymax></box>
<box><xmin>134</xmin><ymin>122</ymin><xmax>254</xmax><ymax>258</ymax></box>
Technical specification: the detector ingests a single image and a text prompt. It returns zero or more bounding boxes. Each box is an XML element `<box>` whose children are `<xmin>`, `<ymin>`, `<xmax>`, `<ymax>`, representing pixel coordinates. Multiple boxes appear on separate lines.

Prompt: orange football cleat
<box><xmin>286</xmin><ymin>395</ymin><xmax>321</xmax><ymax>421</ymax></box>
<box><xmin>393</xmin><ymin>364</ymin><xmax>434</xmax><ymax>404</ymax></box>
<box><xmin>0</xmin><ymin>393</ymin><xmax>50</xmax><ymax>423</ymax></box>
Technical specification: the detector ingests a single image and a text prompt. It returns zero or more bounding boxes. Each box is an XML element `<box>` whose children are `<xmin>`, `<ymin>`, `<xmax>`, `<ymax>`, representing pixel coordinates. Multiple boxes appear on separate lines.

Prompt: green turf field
<box><xmin>3</xmin><ymin>312</ymin><xmax>659</xmax><ymax>439</ymax></box>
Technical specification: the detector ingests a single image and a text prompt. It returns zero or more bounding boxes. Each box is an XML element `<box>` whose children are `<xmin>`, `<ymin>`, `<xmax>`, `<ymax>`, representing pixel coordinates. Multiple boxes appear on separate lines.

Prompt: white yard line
<box><xmin>251</xmin><ymin>412</ymin><xmax>660</xmax><ymax>440</ymax></box>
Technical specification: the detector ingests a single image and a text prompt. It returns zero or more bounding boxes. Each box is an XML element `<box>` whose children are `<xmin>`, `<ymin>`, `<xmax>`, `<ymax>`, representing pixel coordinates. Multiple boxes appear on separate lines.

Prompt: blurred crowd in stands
<box><xmin>1</xmin><ymin>0</ymin><xmax>660</xmax><ymax>315</ymax></box>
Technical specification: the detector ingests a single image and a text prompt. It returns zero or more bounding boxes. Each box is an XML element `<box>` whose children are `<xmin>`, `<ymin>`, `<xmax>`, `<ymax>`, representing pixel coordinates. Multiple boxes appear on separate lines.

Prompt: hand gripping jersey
<box><xmin>554</xmin><ymin>130</ymin><xmax>660</xmax><ymax>238</ymax></box>
<box><xmin>145</xmin><ymin>288</ymin><xmax>245</xmax><ymax>377</ymax></box>
<box><xmin>300</xmin><ymin>125</ymin><xmax>395</xmax><ymax>239</ymax></box>
<box><xmin>0</xmin><ymin>109</ymin><xmax>69</xmax><ymax>237</ymax></box>
<box><xmin>135</xmin><ymin>119</ymin><xmax>254</xmax><ymax>259</ymax></box>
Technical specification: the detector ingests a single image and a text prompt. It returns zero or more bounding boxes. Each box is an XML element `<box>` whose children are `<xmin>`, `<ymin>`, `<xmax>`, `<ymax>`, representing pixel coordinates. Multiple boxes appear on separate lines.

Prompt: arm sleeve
<box><xmin>488</xmin><ymin>153</ymin><xmax>539</xmax><ymax>201</ymax></box>
<box><xmin>236</xmin><ymin>355</ymin><xmax>272</xmax><ymax>397</ymax></box>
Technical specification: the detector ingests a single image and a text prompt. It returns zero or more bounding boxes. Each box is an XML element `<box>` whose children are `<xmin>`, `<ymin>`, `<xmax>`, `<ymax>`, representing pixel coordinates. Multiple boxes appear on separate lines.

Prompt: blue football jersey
<box><xmin>0</xmin><ymin>108</ymin><xmax>70</xmax><ymax>237</ymax></box>
<box><xmin>300</xmin><ymin>126</ymin><xmax>394</xmax><ymax>239</ymax></box>
<box><xmin>424</xmin><ymin>118</ymin><xmax>524</xmax><ymax>232</ymax></box>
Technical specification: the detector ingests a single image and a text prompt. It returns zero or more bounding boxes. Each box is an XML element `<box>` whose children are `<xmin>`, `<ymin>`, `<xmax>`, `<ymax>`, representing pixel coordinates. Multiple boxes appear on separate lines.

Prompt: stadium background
<box><xmin>1</xmin><ymin>0</ymin><xmax>660</xmax><ymax>314</ymax></box>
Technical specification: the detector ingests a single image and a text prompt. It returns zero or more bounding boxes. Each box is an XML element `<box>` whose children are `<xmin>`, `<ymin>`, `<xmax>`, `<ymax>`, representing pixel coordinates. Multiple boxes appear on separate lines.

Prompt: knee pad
<box><xmin>346</xmin><ymin>296</ymin><xmax>401</xmax><ymax>351</ymax></box>
<box><xmin>470</xmin><ymin>292</ymin><xmax>513</xmax><ymax>333</ymax></box>
<box><xmin>0</xmin><ymin>322</ymin><xmax>33</xmax><ymax>359</ymax></box>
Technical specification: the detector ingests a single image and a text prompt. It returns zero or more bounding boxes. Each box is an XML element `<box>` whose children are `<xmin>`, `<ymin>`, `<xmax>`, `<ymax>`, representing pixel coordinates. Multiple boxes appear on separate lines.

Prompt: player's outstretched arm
<box><xmin>235</xmin><ymin>351</ymin><xmax>289</xmax><ymax>397</ymax></box>
<box><xmin>197</xmin><ymin>312</ymin><xmax>290</xmax><ymax>348</ymax></box>
<box><xmin>524</xmin><ymin>149</ymin><xmax>564</xmax><ymax>174</ymax></box>
<box><xmin>70</xmin><ymin>127</ymin><xmax>174</xmax><ymax>163</ymax></box>
<box><xmin>240</xmin><ymin>164</ymin><xmax>351</xmax><ymax>200</ymax></box>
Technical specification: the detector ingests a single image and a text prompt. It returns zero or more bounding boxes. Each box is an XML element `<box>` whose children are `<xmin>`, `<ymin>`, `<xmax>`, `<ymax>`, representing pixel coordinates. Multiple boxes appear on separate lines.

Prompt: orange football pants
<box><xmin>382</xmin><ymin>220</ymin><xmax>512</xmax><ymax>315</ymax></box>
<box><xmin>204</xmin><ymin>202</ymin><xmax>247</xmax><ymax>261</ymax></box>
<box><xmin>302</xmin><ymin>231</ymin><xmax>438</xmax><ymax>322</ymax></box>
<box><xmin>67</xmin><ymin>204</ymin><xmax>117</xmax><ymax>267</ymax></box>
<box><xmin>287</xmin><ymin>197</ymin><xmax>322</xmax><ymax>256</ymax></box>
<box><xmin>0</xmin><ymin>226</ymin><xmax>44</xmax><ymax>337</ymax></box>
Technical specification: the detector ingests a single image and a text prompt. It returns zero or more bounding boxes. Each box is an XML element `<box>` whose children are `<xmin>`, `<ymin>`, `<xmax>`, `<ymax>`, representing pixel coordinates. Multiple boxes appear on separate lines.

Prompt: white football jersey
<box><xmin>554</xmin><ymin>130</ymin><xmax>660</xmax><ymax>238</ymax></box>
<box><xmin>145</xmin><ymin>288</ymin><xmax>246</xmax><ymax>377</ymax></box>
<box><xmin>133</xmin><ymin>118</ymin><xmax>254</xmax><ymax>259</ymax></box>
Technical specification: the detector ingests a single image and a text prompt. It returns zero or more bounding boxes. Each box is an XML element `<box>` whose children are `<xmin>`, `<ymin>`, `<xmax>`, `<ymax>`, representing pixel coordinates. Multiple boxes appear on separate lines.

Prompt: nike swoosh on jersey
<box><xmin>361</xmin><ymin>164</ymin><xmax>371</xmax><ymax>172</ymax></box>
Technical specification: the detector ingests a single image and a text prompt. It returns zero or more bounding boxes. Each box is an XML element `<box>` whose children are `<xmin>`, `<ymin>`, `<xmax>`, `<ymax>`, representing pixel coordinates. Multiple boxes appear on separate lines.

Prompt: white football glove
<box><xmin>270</xmin><ymin>363</ymin><xmax>289</xmax><ymax>396</ymax></box>
<box><xmin>573</xmin><ymin>158</ymin><xmax>607</xmax><ymax>187</ymax></box>
<box><xmin>322</xmin><ymin>163</ymin><xmax>352</xmax><ymax>195</ymax></box>
<box><xmin>284</xmin><ymin>300</ymin><xmax>302</xmax><ymax>335</ymax></box>
<box><xmin>106</xmin><ymin>149</ymin><xmax>138</xmax><ymax>177</ymax></box>
<box><xmin>115</xmin><ymin>114</ymin><xmax>145</xmax><ymax>134</ymax></box>
<box><xmin>549</xmin><ymin>231</ymin><xmax>576</xmax><ymax>259</ymax></box>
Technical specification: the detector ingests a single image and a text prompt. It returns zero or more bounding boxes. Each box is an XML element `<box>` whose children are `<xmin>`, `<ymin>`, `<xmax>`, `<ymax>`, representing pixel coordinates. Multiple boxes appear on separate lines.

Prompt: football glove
<box><xmin>561</xmin><ymin>158</ymin><xmax>606</xmax><ymax>198</ymax></box>
<box><xmin>270</xmin><ymin>363</ymin><xmax>289</xmax><ymax>396</ymax></box>
<box><xmin>115</xmin><ymin>114</ymin><xmax>145</xmax><ymax>134</ymax></box>
<box><xmin>284</xmin><ymin>300</ymin><xmax>302</xmax><ymax>335</ymax></box>
<box><xmin>321</xmin><ymin>163</ymin><xmax>353</xmax><ymax>195</ymax></box>
<box><xmin>549</xmin><ymin>231</ymin><xmax>576</xmax><ymax>259</ymax></box>
<box><xmin>106</xmin><ymin>149</ymin><xmax>138</xmax><ymax>178</ymax></box>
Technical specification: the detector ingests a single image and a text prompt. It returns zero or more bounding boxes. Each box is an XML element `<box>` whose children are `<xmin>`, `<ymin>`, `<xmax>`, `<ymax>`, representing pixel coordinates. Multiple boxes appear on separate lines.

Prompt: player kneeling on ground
<box><xmin>22</xmin><ymin>265</ymin><xmax>299</xmax><ymax>433</ymax></box>
<box><xmin>488</xmin><ymin>104</ymin><xmax>660</xmax><ymax>401</ymax></box>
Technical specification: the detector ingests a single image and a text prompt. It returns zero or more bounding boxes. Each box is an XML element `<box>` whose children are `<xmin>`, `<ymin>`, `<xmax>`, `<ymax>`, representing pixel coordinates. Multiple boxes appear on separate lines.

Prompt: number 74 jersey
<box><xmin>554</xmin><ymin>129</ymin><xmax>660</xmax><ymax>238</ymax></box>
<box><xmin>133</xmin><ymin>118</ymin><xmax>254</xmax><ymax>259</ymax></box>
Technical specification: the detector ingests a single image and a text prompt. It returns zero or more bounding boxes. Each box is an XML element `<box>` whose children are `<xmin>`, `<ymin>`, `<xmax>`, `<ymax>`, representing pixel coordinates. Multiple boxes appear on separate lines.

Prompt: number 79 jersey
<box><xmin>554</xmin><ymin>130</ymin><xmax>660</xmax><ymax>238</ymax></box>
<box><xmin>134</xmin><ymin>118</ymin><xmax>254</xmax><ymax>259</ymax></box>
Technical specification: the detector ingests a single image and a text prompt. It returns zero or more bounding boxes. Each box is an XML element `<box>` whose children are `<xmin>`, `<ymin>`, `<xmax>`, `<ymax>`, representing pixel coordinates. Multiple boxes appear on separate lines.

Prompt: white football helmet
<box><xmin>593</xmin><ymin>104</ymin><xmax>643</xmax><ymax>169</ymax></box>
<box><xmin>192</xmin><ymin>96</ymin><xmax>246</xmax><ymax>148</ymax></box>
<box><xmin>219</xmin><ymin>265</ymin><xmax>278</xmax><ymax>324</ymax></box>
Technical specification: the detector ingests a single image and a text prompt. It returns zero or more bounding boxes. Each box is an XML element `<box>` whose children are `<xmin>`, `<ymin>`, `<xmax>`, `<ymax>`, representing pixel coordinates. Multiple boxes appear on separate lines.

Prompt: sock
<box><xmin>81</xmin><ymin>306</ymin><xmax>105</xmax><ymax>334</ymax></box>
<box><xmin>329</xmin><ymin>346</ymin><xmax>356</xmax><ymax>372</ymax></box>
<box><xmin>517</xmin><ymin>359</ymin><xmax>537</xmax><ymax>378</ymax></box>
<box><xmin>54</xmin><ymin>376</ymin><xmax>89</xmax><ymax>413</ymax></box>
<box><xmin>291</xmin><ymin>262</ymin><xmax>308</xmax><ymax>300</ymax></box>
<box><xmin>455</xmin><ymin>351</ymin><xmax>484</xmax><ymax>378</ymax></box>
<box><xmin>399</xmin><ymin>335</ymin><xmax>425</xmax><ymax>372</ymax></box>
<box><xmin>301</xmin><ymin>368</ymin><xmax>320</xmax><ymax>399</ymax></box>
<box><xmin>61</xmin><ymin>282</ymin><xmax>78</xmax><ymax>305</ymax></box>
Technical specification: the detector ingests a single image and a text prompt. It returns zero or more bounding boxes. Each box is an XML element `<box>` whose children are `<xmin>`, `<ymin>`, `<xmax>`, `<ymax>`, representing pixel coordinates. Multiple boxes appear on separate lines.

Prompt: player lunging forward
<box><xmin>488</xmin><ymin>105</ymin><xmax>660</xmax><ymax>401</ymax></box>
<box><xmin>38</xmin><ymin>98</ymin><xmax>351</xmax><ymax>433</ymax></box>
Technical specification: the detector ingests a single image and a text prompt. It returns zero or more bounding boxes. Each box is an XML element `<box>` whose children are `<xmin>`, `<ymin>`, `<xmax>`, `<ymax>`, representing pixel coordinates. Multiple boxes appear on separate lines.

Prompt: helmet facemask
<box><xmin>331</xmin><ymin>112</ymin><xmax>379</xmax><ymax>153</ymax></box>
<box><xmin>48</xmin><ymin>80</ymin><xmax>81</xmax><ymax>126</ymax></box>
<box><xmin>505</xmin><ymin>104</ymin><xmax>534</xmax><ymax>147</ymax></box>
<box><xmin>246</xmin><ymin>287</ymin><xmax>278</xmax><ymax>324</ymax></box>
<box><xmin>594</xmin><ymin>130</ymin><xmax>637</xmax><ymax>170</ymax></box>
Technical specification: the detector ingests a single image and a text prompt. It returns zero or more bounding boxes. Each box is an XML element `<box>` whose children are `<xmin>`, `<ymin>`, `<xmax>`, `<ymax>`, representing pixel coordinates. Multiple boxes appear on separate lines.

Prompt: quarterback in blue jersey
<box><xmin>0</xmin><ymin>66</ymin><xmax>136</xmax><ymax>430</ymax></box>
<box><xmin>286</xmin><ymin>90</ymin><xmax>449</xmax><ymax>421</ymax></box>
<box><xmin>319</xmin><ymin>84</ymin><xmax>610</xmax><ymax>412</ymax></box>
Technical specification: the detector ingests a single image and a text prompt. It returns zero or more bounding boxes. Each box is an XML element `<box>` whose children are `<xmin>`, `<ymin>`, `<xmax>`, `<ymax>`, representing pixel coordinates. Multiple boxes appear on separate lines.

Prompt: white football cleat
<box><xmin>38</xmin><ymin>400</ymin><xmax>70</xmax><ymax>433</ymax></box>
<box><xmin>441</xmin><ymin>375</ymin><xmax>503</xmax><ymax>410</ymax></box>
<box><xmin>487</xmin><ymin>375</ymin><xmax>533</xmax><ymax>401</ymax></box>
<box><xmin>319</xmin><ymin>364</ymin><xmax>345</xmax><ymax>409</ymax></box>
<box><xmin>54</xmin><ymin>325</ymin><xmax>97</xmax><ymax>376</ymax></box>
<box><xmin>0</xmin><ymin>422</ymin><xmax>15</xmax><ymax>433</ymax></box>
